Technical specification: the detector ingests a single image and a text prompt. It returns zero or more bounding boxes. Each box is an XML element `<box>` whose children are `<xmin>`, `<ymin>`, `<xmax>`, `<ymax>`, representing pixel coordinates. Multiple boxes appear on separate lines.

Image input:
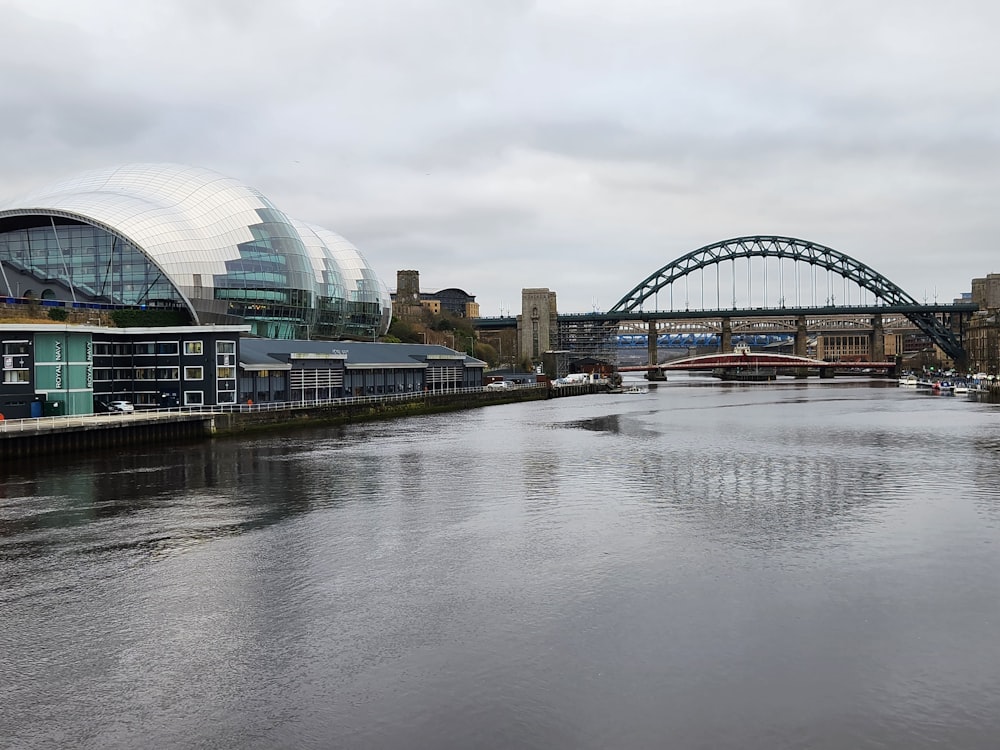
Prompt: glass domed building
<box><xmin>0</xmin><ymin>163</ymin><xmax>391</xmax><ymax>340</ymax></box>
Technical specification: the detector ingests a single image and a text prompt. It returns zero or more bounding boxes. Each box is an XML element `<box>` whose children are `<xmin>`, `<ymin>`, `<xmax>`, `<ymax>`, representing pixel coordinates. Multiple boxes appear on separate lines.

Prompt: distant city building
<box><xmin>0</xmin><ymin>163</ymin><xmax>392</xmax><ymax>340</ymax></box>
<box><xmin>971</xmin><ymin>275</ymin><xmax>1000</xmax><ymax>310</ymax></box>
<box><xmin>390</xmin><ymin>270</ymin><xmax>480</xmax><ymax>318</ymax></box>
<box><xmin>965</xmin><ymin>275</ymin><xmax>1000</xmax><ymax>373</ymax></box>
<box><xmin>814</xmin><ymin>333</ymin><xmax>905</xmax><ymax>362</ymax></box>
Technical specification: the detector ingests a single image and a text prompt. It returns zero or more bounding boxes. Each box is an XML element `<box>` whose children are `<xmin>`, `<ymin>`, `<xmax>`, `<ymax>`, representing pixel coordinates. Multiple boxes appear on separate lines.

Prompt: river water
<box><xmin>3</xmin><ymin>377</ymin><xmax>1000</xmax><ymax>749</ymax></box>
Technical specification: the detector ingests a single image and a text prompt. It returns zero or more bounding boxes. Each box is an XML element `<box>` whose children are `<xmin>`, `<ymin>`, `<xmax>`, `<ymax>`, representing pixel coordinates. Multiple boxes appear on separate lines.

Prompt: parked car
<box><xmin>485</xmin><ymin>381</ymin><xmax>512</xmax><ymax>390</ymax></box>
<box><xmin>108</xmin><ymin>400</ymin><xmax>134</xmax><ymax>413</ymax></box>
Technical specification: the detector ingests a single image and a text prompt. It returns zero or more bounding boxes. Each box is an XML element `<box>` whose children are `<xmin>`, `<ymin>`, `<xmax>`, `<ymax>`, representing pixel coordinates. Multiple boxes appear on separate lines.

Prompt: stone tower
<box><xmin>396</xmin><ymin>270</ymin><xmax>421</xmax><ymax>306</ymax></box>
<box><xmin>393</xmin><ymin>269</ymin><xmax>423</xmax><ymax>319</ymax></box>
<box><xmin>517</xmin><ymin>288</ymin><xmax>558</xmax><ymax>363</ymax></box>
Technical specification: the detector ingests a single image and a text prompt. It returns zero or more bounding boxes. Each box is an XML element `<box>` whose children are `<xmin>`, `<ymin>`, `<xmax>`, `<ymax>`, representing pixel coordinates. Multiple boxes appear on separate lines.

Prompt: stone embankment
<box><xmin>208</xmin><ymin>386</ymin><xmax>553</xmax><ymax>436</ymax></box>
<box><xmin>0</xmin><ymin>384</ymin><xmax>603</xmax><ymax>458</ymax></box>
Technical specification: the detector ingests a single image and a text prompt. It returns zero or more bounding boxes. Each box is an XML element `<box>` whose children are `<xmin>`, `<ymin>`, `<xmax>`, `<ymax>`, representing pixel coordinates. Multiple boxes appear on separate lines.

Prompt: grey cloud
<box><xmin>3</xmin><ymin>0</ymin><xmax>1000</xmax><ymax>313</ymax></box>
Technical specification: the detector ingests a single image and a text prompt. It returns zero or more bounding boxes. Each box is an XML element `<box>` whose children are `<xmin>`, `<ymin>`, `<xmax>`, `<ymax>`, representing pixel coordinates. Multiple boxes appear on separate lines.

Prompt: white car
<box><xmin>485</xmin><ymin>381</ymin><xmax>512</xmax><ymax>390</ymax></box>
<box><xmin>109</xmin><ymin>400</ymin><xmax>135</xmax><ymax>413</ymax></box>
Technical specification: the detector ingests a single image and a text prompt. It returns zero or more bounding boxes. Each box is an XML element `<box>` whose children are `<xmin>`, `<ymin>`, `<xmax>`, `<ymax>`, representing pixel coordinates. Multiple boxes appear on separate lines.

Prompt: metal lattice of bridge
<box><xmin>606</xmin><ymin>235</ymin><xmax>970</xmax><ymax>361</ymax></box>
<box><xmin>476</xmin><ymin>235</ymin><xmax>975</xmax><ymax>370</ymax></box>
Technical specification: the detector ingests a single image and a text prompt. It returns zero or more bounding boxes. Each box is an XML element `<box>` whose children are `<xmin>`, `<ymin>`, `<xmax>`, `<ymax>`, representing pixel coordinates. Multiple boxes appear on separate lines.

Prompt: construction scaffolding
<box><xmin>549</xmin><ymin>318</ymin><xmax>620</xmax><ymax>377</ymax></box>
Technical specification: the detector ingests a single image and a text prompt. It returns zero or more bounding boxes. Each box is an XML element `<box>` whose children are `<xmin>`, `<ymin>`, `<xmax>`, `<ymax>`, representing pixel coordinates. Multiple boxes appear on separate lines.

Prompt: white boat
<box><xmin>953</xmin><ymin>383</ymin><xmax>969</xmax><ymax>394</ymax></box>
<box><xmin>623</xmin><ymin>385</ymin><xmax>648</xmax><ymax>394</ymax></box>
<box><xmin>898</xmin><ymin>375</ymin><xmax>918</xmax><ymax>387</ymax></box>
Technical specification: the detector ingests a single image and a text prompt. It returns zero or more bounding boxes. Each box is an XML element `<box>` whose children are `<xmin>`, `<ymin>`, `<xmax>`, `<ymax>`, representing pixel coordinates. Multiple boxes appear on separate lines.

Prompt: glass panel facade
<box><xmin>213</xmin><ymin>210</ymin><xmax>317</xmax><ymax>339</ymax></box>
<box><xmin>0</xmin><ymin>220</ymin><xmax>184</xmax><ymax>306</ymax></box>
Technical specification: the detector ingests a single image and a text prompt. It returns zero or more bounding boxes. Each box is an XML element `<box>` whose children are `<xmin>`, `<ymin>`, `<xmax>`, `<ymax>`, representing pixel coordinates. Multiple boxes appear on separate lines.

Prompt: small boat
<box><xmin>623</xmin><ymin>385</ymin><xmax>648</xmax><ymax>394</ymax></box>
<box><xmin>953</xmin><ymin>383</ymin><xmax>969</xmax><ymax>394</ymax></box>
<box><xmin>898</xmin><ymin>374</ymin><xmax>918</xmax><ymax>387</ymax></box>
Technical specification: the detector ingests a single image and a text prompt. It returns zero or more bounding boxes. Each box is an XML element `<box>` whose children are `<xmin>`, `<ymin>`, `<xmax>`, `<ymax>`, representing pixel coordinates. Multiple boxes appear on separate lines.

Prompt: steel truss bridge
<box><xmin>476</xmin><ymin>235</ymin><xmax>977</xmax><ymax>366</ymax></box>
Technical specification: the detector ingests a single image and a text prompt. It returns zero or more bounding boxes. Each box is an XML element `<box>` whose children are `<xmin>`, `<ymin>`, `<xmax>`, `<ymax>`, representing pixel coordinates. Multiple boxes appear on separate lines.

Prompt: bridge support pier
<box><xmin>794</xmin><ymin>316</ymin><xmax>809</xmax><ymax>378</ymax></box>
<box><xmin>646</xmin><ymin>320</ymin><xmax>667</xmax><ymax>380</ymax></box>
<box><xmin>870</xmin><ymin>313</ymin><xmax>885</xmax><ymax>362</ymax></box>
<box><xmin>794</xmin><ymin>315</ymin><xmax>808</xmax><ymax>357</ymax></box>
<box><xmin>720</xmin><ymin>318</ymin><xmax>732</xmax><ymax>353</ymax></box>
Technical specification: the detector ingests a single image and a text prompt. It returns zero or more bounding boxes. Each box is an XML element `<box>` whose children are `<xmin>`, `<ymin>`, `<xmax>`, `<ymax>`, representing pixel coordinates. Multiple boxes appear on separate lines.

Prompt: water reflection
<box><xmin>0</xmin><ymin>438</ymin><xmax>357</xmax><ymax>573</ymax></box>
<box><xmin>4</xmin><ymin>383</ymin><xmax>1000</xmax><ymax>749</ymax></box>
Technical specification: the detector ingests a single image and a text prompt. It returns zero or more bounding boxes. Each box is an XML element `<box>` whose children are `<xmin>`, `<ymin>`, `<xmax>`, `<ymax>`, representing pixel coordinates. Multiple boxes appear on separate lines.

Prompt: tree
<box><xmin>387</xmin><ymin>317</ymin><xmax>422</xmax><ymax>343</ymax></box>
<box><xmin>474</xmin><ymin>341</ymin><xmax>498</xmax><ymax>366</ymax></box>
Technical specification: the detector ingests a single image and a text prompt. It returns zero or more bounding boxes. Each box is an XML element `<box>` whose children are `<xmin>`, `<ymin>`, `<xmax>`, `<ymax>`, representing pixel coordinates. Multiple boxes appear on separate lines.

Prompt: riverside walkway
<box><xmin>0</xmin><ymin>385</ymin><xmax>555</xmax><ymax>459</ymax></box>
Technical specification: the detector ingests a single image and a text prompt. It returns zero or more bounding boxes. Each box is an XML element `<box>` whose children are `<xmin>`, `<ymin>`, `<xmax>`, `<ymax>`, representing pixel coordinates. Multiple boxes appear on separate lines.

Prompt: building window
<box><xmin>3</xmin><ymin>341</ymin><xmax>29</xmax><ymax>355</ymax></box>
<box><xmin>135</xmin><ymin>367</ymin><xmax>156</xmax><ymax>380</ymax></box>
<box><xmin>184</xmin><ymin>366</ymin><xmax>203</xmax><ymax>380</ymax></box>
<box><xmin>217</xmin><ymin>366</ymin><xmax>235</xmax><ymax>379</ymax></box>
<box><xmin>218</xmin><ymin>390</ymin><xmax>237</xmax><ymax>404</ymax></box>
<box><xmin>156</xmin><ymin>341</ymin><xmax>179</xmax><ymax>355</ymax></box>
<box><xmin>184</xmin><ymin>341</ymin><xmax>203</xmax><ymax>355</ymax></box>
<box><xmin>156</xmin><ymin>367</ymin><xmax>180</xmax><ymax>380</ymax></box>
<box><xmin>184</xmin><ymin>391</ymin><xmax>204</xmax><ymax>405</ymax></box>
<box><xmin>3</xmin><ymin>370</ymin><xmax>29</xmax><ymax>383</ymax></box>
<box><xmin>217</xmin><ymin>340</ymin><xmax>236</xmax><ymax>355</ymax></box>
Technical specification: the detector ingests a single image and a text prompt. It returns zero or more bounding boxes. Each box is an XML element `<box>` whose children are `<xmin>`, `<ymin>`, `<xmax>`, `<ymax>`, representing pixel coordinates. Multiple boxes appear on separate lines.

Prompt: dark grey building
<box><xmin>239</xmin><ymin>339</ymin><xmax>486</xmax><ymax>402</ymax></box>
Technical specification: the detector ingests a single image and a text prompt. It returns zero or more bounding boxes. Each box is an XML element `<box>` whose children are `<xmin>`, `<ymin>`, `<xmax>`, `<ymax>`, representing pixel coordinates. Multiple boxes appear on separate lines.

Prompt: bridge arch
<box><xmin>609</xmin><ymin>235</ymin><xmax>965</xmax><ymax>361</ymax></box>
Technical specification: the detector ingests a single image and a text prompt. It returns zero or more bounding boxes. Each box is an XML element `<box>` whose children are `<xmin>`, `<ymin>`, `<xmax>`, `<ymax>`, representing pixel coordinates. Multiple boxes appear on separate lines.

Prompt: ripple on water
<box><xmin>4</xmin><ymin>383</ymin><xmax>1000</xmax><ymax>749</ymax></box>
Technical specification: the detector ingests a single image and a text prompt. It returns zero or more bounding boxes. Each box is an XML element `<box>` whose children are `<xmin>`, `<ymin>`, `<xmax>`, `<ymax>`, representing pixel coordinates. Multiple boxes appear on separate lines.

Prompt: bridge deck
<box><xmin>619</xmin><ymin>352</ymin><xmax>895</xmax><ymax>372</ymax></box>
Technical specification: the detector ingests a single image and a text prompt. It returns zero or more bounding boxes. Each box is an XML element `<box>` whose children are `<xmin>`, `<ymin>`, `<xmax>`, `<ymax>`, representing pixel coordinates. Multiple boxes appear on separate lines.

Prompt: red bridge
<box><xmin>619</xmin><ymin>349</ymin><xmax>897</xmax><ymax>375</ymax></box>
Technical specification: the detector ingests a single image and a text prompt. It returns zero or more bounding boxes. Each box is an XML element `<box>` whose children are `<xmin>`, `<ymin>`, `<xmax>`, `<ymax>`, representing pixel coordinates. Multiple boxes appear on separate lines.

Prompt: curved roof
<box><xmin>0</xmin><ymin>164</ymin><xmax>307</xmax><ymax>290</ymax></box>
<box><xmin>0</xmin><ymin>163</ymin><xmax>390</xmax><ymax>336</ymax></box>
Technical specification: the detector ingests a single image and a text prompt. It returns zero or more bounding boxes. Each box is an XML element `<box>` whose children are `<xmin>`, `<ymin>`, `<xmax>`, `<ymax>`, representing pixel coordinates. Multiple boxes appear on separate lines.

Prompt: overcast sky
<box><xmin>2</xmin><ymin>0</ymin><xmax>998</xmax><ymax>314</ymax></box>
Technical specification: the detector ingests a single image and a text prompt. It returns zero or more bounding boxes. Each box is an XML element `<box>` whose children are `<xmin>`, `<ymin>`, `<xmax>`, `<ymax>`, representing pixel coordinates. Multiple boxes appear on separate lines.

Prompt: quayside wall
<box><xmin>0</xmin><ymin>385</ymin><xmax>600</xmax><ymax>459</ymax></box>
<box><xmin>0</xmin><ymin>415</ymin><xmax>211</xmax><ymax>459</ymax></box>
<box><xmin>207</xmin><ymin>386</ymin><xmax>554</xmax><ymax>436</ymax></box>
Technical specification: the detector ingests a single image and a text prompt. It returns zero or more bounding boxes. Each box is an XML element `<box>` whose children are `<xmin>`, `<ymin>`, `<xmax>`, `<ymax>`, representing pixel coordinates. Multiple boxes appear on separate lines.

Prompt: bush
<box><xmin>47</xmin><ymin>307</ymin><xmax>69</xmax><ymax>322</ymax></box>
<box><xmin>110</xmin><ymin>308</ymin><xmax>190</xmax><ymax>327</ymax></box>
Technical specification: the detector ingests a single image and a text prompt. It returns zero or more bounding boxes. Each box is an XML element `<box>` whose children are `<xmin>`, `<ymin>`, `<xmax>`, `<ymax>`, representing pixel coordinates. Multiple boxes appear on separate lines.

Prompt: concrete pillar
<box><xmin>794</xmin><ymin>315</ymin><xmax>808</xmax><ymax>357</ymax></box>
<box><xmin>647</xmin><ymin>320</ymin><xmax>666</xmax><ymax>380</ymax></box>
<box><xmin>793</xmin><ymin>315</ymin><xmax>809</xmax><ymax>377</ymax></box>
<box><xmin>870</xmin><ymin>313</ymin><xmax>885</xmax><ymax>362</ymax></box>
<box><xmin>720</xmin><ymin>318</ymin><xmax>732</xmax><ymax>353</ymax></box>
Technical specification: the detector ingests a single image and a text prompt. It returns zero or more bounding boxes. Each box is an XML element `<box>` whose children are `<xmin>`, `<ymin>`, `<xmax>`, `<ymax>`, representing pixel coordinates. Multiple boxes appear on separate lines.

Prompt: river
<box><xmin>3</xmin><ymin>377</ymin><xmax>1000</xmax><ymax>749</ymax></box>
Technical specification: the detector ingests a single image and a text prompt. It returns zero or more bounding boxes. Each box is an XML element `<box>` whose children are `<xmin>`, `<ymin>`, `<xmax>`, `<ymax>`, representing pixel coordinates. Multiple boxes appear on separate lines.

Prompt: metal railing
<box><xmin>0</xmin><ymin>384</ymin><xmax>546</xmax><ymax>434</ymax></box>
